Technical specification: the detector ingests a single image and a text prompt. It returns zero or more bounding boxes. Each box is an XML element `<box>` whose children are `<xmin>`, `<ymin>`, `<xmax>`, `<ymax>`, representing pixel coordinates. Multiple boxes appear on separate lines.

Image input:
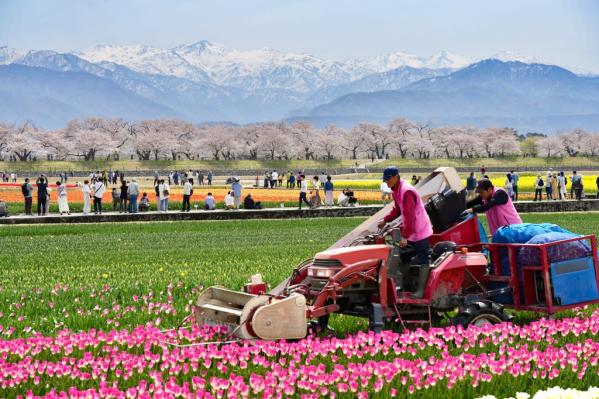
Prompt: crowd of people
<box><xmin>4</xmin><ymin>165</ymin><xmax>599</xmax><ymax>217</ymax></box>
<box><xmin>7</xmin><ymin>169</ymin><xmax>360</xmax><ymax>217</ymax></box>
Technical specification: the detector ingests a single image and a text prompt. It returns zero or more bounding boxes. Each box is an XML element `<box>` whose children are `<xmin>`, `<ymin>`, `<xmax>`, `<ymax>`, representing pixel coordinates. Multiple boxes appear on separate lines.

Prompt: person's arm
<box><xmin>471</xmin><ymin>189</ymin><xmax>509</xmax><ymax>213</ymax></box>
<box><xmin>466</xmin><ymin>195</ymin><xmax>483</xmax><ymax>209</ymax></box>
<box><xmin>383</xmin><ymin>197</ymin><xmax>400</xmax><ymax>223</ymax></box>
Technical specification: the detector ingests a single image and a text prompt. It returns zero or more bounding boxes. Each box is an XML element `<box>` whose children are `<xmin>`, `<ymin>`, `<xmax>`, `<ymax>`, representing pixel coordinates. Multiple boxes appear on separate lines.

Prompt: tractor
<box><xmin>194</xmin><ymin>167</ymin><xmax>599</xmax><ymax>340</ymax></box>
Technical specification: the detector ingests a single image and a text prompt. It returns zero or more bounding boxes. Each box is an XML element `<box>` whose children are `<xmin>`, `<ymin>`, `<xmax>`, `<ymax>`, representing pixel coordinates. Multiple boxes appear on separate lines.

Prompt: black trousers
<box><xmin>37</xmin><ymin>197</ymin><xmax>46</xmax><ymax>215</ymax></box>
<box><xmin>182</xmin><ymin>194</ymin><xmax>191</xmax><ymax>211</ymax></box>
<box><xmin>534</xmin><ymin>189</ymin><xmax>543</xmax><ymax>201</ymax></box>
<box><xmin>409</xmin><ymin>238</ymin><xmax>430</xmax><ymax>265</ymax></box>
<box><xmin>298</xmin><ymin>192</ymin><xmax>310</xmax><ymax>209</ymax></box>
<box><xmin>93</xmin><ymin>197</ymin><xmax>102</xmax><ymax>213</ymax></box>
<box><xmin>25</xmin><ymin>197</ymin><xmax>32</xmax><ymax>214</ymax></box>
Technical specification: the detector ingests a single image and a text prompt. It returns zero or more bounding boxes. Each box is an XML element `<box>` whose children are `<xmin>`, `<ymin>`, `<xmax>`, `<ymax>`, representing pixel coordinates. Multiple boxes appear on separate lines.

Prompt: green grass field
<box><xmin>0</xmin><ymin>213</ymin><xmax>596</xmax><ymax>336</ymax></box>
<box><xmin>2</xmin><ymin>156</ymin><xmax>599</xmax><ymax>173</ymax></box>
<box><xmin>0</xmin><ymin>214</ymin><xmax>597</xmax><ymax>398</ymax></box>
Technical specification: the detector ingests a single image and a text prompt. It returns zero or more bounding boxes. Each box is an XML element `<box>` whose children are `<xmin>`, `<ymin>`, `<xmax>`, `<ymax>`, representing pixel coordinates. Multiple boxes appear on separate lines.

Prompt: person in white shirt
<box><xmin>270</xmin><ymin>170</ymin><xmax>278</xmax><ymax>188</ymax></box>
<box><xmin>182</xmin><ymin>178</ymin><xmax>193</xmax><ymax>212</ymax></box>
<box><xmin>337</xmin><ymin>190</ymin><xmax>349</xmax><ymax>207</ymax></box>
<box><xmin>92</xmin><ymin>179</ymin><xmax>106</xmax><ymax>214</ymax></box>
<box><xmin>298</xmin><ymin>174</ymin><xmax>310</xmax><ymax>209</ymax></box>
<box><xmin>82</xmin><ymin>180</ymin><xmax>91</xmax><ymax>215</ymax></box>
<box><xmin>56</xmin><ymin>181</ymin><xmax>70</xmax><ymax>215</ymax></box>
<box><xmin>224</xmin><ymin>191</ymin><xmax>235</xmax><ymax>210</ymax></box>
<box><xmin>204</xmin><ymin>192</ymin><xmax>216</xmax><ymax>210</ymax></box>
<box><xmin>557</xmin><ymin>171</ymin><xmax>566</xmax><ymax>200</ymax></box>
<box><xmin>158</xmin><ymin>179</ymin><xmax>170</xmax><ymax>212</ymax></box>
<box><xmin>380</xmin><ymin>181</ymin><xmax>392</xmax><ymax>204</ymax></box>
<box><xmin>128</xmin><ymin>179</ymin><xmax>140</xmax><ymax>213</ymax></box>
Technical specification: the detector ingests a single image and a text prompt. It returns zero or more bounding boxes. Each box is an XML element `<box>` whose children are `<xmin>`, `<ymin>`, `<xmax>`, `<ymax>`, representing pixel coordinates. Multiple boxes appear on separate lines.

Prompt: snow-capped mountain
<box><xmin>348</xmin><ymin>50</ymin><xmax>472</xmax><ymax>73</ymax></box>
<box><xmin>1</xmin><ymin>41</ymin><xmax>597</xmax><ymax>130</ymax></box>
<box><xmin>76</xmin><ymin>44</ymin><xmax>213</xmax><ymax>83</ymax></box>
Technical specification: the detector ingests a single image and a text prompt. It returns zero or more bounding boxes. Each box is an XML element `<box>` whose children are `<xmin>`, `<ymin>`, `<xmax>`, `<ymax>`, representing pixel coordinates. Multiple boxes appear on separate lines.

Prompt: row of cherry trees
<box><xmin>0</xmin><ymin>118</ymin><xmax>597</xmax><ymax>162</ymax></box>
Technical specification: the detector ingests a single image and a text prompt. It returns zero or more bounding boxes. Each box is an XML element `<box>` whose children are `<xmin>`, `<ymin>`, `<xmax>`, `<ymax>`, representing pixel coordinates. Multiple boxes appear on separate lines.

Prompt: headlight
<box><xmin>308</xmin><ymin>268</ymin><xmax>337</xmax><ymax>278</ymax></box>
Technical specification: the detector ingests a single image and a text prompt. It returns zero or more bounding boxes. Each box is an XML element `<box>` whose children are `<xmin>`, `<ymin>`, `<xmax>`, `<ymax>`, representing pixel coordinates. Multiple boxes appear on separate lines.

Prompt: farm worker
<box><xmin>377</xmin><ymin>166</ymin><xmax>433</xmax><ymax>299</ymax></box>
<box><xmin>464</xmin><ymin>179</ymin><xmax>522</xmax><ymax>235</ymax></box>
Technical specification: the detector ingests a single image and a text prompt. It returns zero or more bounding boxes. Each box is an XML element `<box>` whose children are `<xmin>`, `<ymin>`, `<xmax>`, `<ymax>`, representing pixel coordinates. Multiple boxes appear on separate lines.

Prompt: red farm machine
<box><xmin>194</xmin><ymin>167</ymin><xmax>599</xmax><ymax>340</ymax></box>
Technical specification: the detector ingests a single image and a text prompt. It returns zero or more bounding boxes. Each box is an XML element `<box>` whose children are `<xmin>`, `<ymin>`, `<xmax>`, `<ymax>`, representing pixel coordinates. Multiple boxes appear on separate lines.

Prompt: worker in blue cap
<box><xmin>377</xmin><ymin>166</ymin><xmax>433</xmax><ymax>298</ymax></box>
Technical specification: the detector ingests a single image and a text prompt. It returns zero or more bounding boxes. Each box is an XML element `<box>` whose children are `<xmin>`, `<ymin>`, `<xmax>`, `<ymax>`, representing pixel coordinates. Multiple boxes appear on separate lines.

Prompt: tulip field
<box><xmin>0</xmin><ymin>214</ymin><xmax>598</xmax><ymax>398</ymax></box>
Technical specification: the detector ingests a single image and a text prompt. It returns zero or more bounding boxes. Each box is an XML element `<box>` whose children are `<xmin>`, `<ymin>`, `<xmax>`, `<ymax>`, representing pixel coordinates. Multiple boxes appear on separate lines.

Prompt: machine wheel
<box><xmin>450</xmin><ymin>301</ymin><xmax>512</xmax><ymax>329</ymax></box>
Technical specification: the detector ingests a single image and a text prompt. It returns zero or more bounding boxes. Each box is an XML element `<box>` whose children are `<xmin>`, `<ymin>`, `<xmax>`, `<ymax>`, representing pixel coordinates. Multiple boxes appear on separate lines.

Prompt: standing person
<box><xmin>310</xmin><ymin>176</ymin><xmax>321</xmax><ymax>208</ymax></box>
<box><xmin>128</xmin><ymin>179</ymin><xmax>139</xmax><ymax>213</ymax></box>
<box><xmin>466</xmin><ymin>172</ymin><xmax>477</xmax><ymax>201</ymax></box>
<box><xmin>480</xmin><ymin>165</ymin><xmax>486</xmax><ymax>178</ymax></box>
<box><xmin>120</xmin><ymin>180</ymin><xmax>129</xmax><ymax>212</ymax></box>
<box><xmin>45</xmin><ymin>185</ymin><xmax>51</xmax><ymax>215</ymax></box>
<box><xmin>510</xmin><ymin>170</ymin><xmax>519</xmax><ymax>201</ymax></box>
<box><xmin>289</xmin><ymin>172</ymin><xmax>296</xmax><ymax>189</ymax></box>
<box><xmin>411</xmin><ymin>175</ymin><xmax>418</xmax><ymax>186</ymax></box>
<box><xmin>56</xmin><ymin>181</ymin><xmax>70</xmax><ymax>215</ymax></box>
<box><xmin>82</xmin><ymin>180</ymin><xmax>91</xmax><ymax>215</ymax></box>
<box><xmin>198</xmin><ymin>172</ymin><xmax>204</xmax><ymax>186</ymax></box>
<box><xmin>153</xmin><ymin>171</ymin><xmax>159</xmax><ymax>186</ymax></box>
<box><xmin>92</xmin><ymin>178</ymin><xmax>106</xmax><ymax>215</ymax></box>
<box><xmin>320</xmin><ymin>172</ymin><xmax>326</xmax><ymax>187</ymax></box>
<box><xmin>36</xmin><ymin>175</ymin><xmax>48</xmax><ymax>216</ymax></box>
<box><xmin>158</xmin><ymin>179</ymin><xmax>170</xmax><ymax>212</ymax></box>
<box><xmin>270</xmin><ymin>170</ymin><xmax>278</xmax><ymax>188</ymax></box>
<box><xmin>545</xmin><ymin>170</ymin><xmax>553</xmax><ymax>200</ymax></box>
<box><xmin>558</xmin><ymin>171</ymin><xmax>567</xmax><ymax>200</ymax></box>
<box><xmin>572</xmin><ymin>171</ymin><xmax>583</xmax><ymax>200</ymax></box>
<box><xmin>182</xmin><ymin>178</ymin><xmax>193</xmax><ymax>212</ymax></box>
<box><xmin>324</xmin><ymin>175</ymin><xmax>334</xmax><ymax>206</ymax></box>
<box><xmin>298</xmin><ymin>174</ymin><xmax>310</xmax><ymax>209</ymax></box>
<box><xmin>231</xmin><ymin>178</ymin><xmax>242</xmax><ymax>209</ymax></box>
<box><xmin>278</xmin><ymin>171</ymin><xmax>284</xmax><ymax>188</ymax></box>
<box><xmin>380</xmin><ymin>180</ymin><xmax>392</xmax><ymax>204</ymax></box>
<box><xmin>534</xmin><ymin>175</ymin><xmax>544</xmax><ymax>201</ymax></box>
<box><xmin>263</xmin><ymin>171</ymin><xmax>270</xmax><ymax>188</ymax></box>
<box><xmin>464</xmin><ymin>179</ymin><xmax>522</xmax><ymax>235</ymax></box>
<box><xmin>296</xmin><ymin>173</ymin><xmax>302</xmax><ymax>190</ymax></box>
<box><xmin>551</xmin><ymin>173</ymin><xmax>558</xmax><ymax>201</ymax></box>
<box><xmin>21</xmin><ymin>178</ymin><xmax>33</xmax><ymax>215</ymax></box>
<box><xmin>504</xmin><ymin>173</ymin><xmax>514</xmax><ymax>200</ymax></box>
<box><xmin>207</xmin><ymin>171</ymin><xmax>213</xmax><ymax>186</ymax></box>
<box><xmin>377</xmin><ymin>167</ymin><xmax>433</xmax><ymax>298</ymax></box>
<box><xmin>111</xmin><ymin>188</ymin><xmax>120</xmax><ymax>211</ymax></box>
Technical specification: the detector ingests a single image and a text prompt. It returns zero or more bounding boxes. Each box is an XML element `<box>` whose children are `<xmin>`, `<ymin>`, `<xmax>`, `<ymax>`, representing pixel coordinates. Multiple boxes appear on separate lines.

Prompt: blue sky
<box><xmin>1</xmin><ymin>0</ymin><xmax>597</xmax><ymax>71</ymax></box>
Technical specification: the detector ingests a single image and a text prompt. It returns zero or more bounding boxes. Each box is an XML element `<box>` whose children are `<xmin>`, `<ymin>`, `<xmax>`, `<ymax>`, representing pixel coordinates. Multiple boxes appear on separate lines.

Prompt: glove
<box><xmin>459</xmin><ymin>210</ymin><xmax>470</xmax><ymax>219</ymax></box>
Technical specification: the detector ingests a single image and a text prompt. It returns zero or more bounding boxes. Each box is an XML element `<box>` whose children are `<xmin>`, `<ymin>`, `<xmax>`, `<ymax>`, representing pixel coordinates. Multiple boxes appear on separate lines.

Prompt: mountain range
<box><xmin>1</xmin><ymin>41</ymin><xmax>598</xmax><ymax>131</ymax></box>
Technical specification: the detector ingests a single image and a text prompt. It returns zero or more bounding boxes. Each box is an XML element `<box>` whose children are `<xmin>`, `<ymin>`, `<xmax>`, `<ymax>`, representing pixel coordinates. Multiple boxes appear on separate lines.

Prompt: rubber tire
<box><xmin>450</xmin><ymin>301</ymin><xmax>512</xmax><ymax>329</ymax></box>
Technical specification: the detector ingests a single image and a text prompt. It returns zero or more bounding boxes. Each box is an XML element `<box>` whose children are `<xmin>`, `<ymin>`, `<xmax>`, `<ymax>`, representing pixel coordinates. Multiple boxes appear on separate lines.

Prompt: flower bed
<box><xmin>0</xmin><ymin>307</ymin><xmax>598</xmax><ymax>398</ymax></box>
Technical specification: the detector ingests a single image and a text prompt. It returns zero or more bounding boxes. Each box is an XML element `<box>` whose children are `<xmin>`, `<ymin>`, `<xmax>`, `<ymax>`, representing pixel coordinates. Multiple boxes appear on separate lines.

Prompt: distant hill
<box><xmin>0</xmin><ymin>64</ymin><xmax>181</xmax><ymax>128</ymax></box>
<box><xmin>300</xmin><ymin>60</ymin><xmax>599</xmax><ymax>131</ymax></box>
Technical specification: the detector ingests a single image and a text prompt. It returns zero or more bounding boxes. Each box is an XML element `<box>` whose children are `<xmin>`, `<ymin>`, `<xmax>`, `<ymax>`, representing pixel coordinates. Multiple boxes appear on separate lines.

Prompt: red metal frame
<box><xmin>482</xmin><ymin>235</ymin><xmax>599</xmax><ymax>313</ymax></box>
<box><xmin>304</xmin><ymin>214</ymin><xmax>599</xmax><ymax>322</ymax></box>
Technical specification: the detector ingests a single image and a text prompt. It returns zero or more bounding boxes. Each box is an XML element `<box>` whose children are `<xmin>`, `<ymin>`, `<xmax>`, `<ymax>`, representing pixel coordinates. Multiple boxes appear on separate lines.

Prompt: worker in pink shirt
<box><xmin>377</xmin><ymin>166</ymin><xmax>433</xmax><ymax>298</ymax></box>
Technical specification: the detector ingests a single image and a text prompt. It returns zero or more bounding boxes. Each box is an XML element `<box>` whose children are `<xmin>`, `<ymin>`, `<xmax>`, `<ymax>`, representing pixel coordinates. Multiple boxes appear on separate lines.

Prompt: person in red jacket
<box><xmin>377</xmin><ymin>166</ymin><xmax>433</xmax><ymax>298</ymax></box>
